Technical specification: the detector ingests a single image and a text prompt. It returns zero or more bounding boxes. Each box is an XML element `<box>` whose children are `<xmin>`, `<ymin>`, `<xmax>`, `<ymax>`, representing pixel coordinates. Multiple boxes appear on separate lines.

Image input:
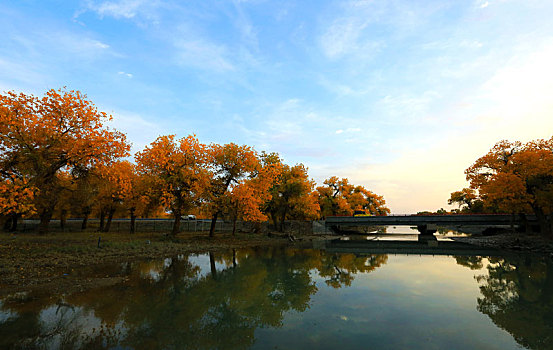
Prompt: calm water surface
<box><xmin>1</xmin><ymin>246</ymin><xmax>552</xmax><ymax>349</ymax></box>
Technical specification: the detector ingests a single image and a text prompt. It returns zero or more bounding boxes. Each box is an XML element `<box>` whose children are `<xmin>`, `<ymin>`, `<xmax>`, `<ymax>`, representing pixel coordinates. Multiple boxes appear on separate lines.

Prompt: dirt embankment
<box><xmin>451</xmin><ymin>232</ymin><xmax>553</xmax><ymax>256</ymax></box>
<box><xmin>0</xmin><ymin>231</ymin><xmax>297</xmax><ymax>297</ymax></box>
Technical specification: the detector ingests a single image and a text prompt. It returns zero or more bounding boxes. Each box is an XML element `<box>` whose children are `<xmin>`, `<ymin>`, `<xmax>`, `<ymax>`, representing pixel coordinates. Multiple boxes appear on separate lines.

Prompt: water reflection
<box><xmin>0</xmin><ymin>248</ymin><xmax>386</xmax><ymax>349</ymax></box>
<box><xmin>456</xmin><ymin>255</ymin><xmax>553</xmax><ymax>350</ymax></box>
<box><xmin>1</xmin><ymin>248</ymin><xmax>552</xmax><ymax>349</ymax></box>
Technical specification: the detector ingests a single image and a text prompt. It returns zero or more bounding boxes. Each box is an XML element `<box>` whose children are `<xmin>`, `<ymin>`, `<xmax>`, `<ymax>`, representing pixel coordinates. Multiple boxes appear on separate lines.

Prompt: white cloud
<box><xmin>117</xmin><ymin>71</ymin><xmax>133</xmax><ymax>78</ymax></box>
<box><xmin>84</xmin><ymin>0</ymin><xmax>162</xmax><ymax>20</ymax></box>
<box><xmin>92</xmin><ymin>40</ymin><xmax>110</xmax><ymax>49</ymax></box>
<box><xmin>478</xmin><ymin>1</ymin><xmax>490</xmax><ymax>9</ymax></box>
<box><xmin>336</xmin><ymin>128</ymin><xmax>361</xmax><ymax>134</ymax></box>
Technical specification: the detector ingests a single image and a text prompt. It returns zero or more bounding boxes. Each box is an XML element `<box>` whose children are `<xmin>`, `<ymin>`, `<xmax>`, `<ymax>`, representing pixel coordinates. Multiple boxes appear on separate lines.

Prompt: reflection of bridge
<box><xmin>325</xmin><ymin>214</ymin><xmax>535</xmax><ymax>234</ymax></box>
<box><xmin>319</xmin><ymin>239</ymin><xmax>501</xmax><ymax>257</ymax></box>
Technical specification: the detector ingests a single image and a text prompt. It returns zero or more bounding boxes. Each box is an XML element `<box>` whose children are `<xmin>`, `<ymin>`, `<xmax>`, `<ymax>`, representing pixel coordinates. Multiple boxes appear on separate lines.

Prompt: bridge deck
<box><xmin>325</xmin><ymin>214</ymin><xmax>535</xmax><ymax>227</ymax></box>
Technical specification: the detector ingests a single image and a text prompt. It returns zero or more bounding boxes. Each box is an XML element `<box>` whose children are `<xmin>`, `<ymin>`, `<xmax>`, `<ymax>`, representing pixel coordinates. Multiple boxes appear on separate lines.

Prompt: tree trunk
<box><xmin>103</xmin><ymin>207</ymin><xmax>116</xmax><ymax>232</ymax></box>
<box><xmin>546</xmin><ymin>214</ymin><xmax>553</xmax><ymax>238</ymax></box>
<box><xmin>253</xmin><ymin>222</ymin><xmax>261</xmax><ymax>234</ymax></box>
<box><xmin>232</xmin><ymin>217</ymin><xmax>237</xmax><ymax>236</ymax></box>
<box><xmin>81</xmin><ymin>211</ymin><xmax>89</xmax><ymax>230</ymax></box>
<box><xmin>209</xmin><ymin>252</ymin><xmax>217</xmax><ymax>279</ymax></box>
<box><xmin>171</xmin><ymin>210</ymin><xmax>181</xmax><ymax>235</ymax></box>
<box><xmin>518</xmin><ymin>213</ymin><xmax>531</xmax><ymax>234</ymax></box>
<box><xmin>209</xmin><ymin>212</ymin><xmax>219</xmax><ymax>238</ymax></box>
<box><xmin>271</xmin><ymin>213</ymin><xmax>278</xmax><ymax>231</ymax></box>
<box><xmin>39</xmin><ymin>210</ymin><xmax>52</xmax><ymax>235</ymax></box>
<box><xmin>60</xmin><ymin>209</ymin><xmax>67</xmax><ymax>231</ymax></box>
<box><xmin>268</xmin><ymin>213</ymin><xmax>278</xmax><ymax>237</ymax></box>
<box><xmin>2</xmin><ymin>216</ymin><xmax>10</xmax><ymax>232</ymax></box>
<box><xmin>9</xmin><ymin>214</ymin><xmax>19</xmax><ymax>232</ymax></box>
<box><xmin>533</xmin><ymin>206</ymin><xmax>551</xmax><ymax>236</ymax></box>
<box><xmin>99</xmin><ymin>209</ymin><xmax>106</xmax><ymax>232</ymax></box>
<box><xmin>130</xmin><ymin>208</ymin><xmax>136</xmax><ymax>234</ymax></box>
<box><xmin>279</xmin><ymin>209</ymin><xmax>287</xmax><ymax>232</ymax></box>
<box><xmin>232</xmin><ymin>249</ymin><xmax>237</xmax><ymax>268</ymax></box>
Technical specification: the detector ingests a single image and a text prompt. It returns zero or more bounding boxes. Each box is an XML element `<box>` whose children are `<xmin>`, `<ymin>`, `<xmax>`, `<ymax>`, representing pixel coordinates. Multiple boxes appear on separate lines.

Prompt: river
<box><xmin>1</xmin><ymin>244</ymin><xmax>552</xmax><ymax>349</ymax></box>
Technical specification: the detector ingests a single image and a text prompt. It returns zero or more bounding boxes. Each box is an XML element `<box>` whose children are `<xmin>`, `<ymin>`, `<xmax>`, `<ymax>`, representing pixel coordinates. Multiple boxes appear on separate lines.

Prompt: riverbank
<box><xmin>0</xmin><ymin>231</ymin><xmax>293</xmax><ymax>297</ymax></box>
<box><xmin>3</xmin><ymin>230</ymin><xmax>553</xmax><ymax>299</ymax></box>
<box><xmin>451</xmin><ymin>232</ymin><xmax>553</xmax><ymax>256</ymax></box>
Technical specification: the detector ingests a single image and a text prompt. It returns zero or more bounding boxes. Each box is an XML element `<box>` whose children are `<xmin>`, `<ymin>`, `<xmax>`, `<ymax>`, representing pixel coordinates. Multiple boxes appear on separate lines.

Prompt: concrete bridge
<box><xmin>325</xmin><ymin>214</ymin><xmax>536</xmax><ymax>235</ymax></box>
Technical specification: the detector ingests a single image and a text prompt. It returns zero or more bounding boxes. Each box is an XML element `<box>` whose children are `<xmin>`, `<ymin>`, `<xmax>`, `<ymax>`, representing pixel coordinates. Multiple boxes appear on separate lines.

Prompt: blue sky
<box><xmin>2</xmin><ymin>0</ymin><xmax>553</xmax><ymax>213</ymax></box>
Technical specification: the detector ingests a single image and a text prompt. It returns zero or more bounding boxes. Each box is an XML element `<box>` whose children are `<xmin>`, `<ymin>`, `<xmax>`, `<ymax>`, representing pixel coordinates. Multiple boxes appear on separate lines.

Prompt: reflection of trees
<box><xmin>316</xmin><ymin>253</ymin><xmax>388</xmax><ymax>288</ymax></box>
<box><xmin>455</xmin><ymin>256</ymin><xmax>484</xmax><ymax>270</ymax></box>
<box><xmin>455</xmin><ymin>255</ymin><xmax>553</xmax><ymax>350</ymax></box>
<box><xmin>0</xmin><ymin>248</ymin><xmax>388</xmax><ymax>349</ymax></box>
<box><xmin>0</xmin><ymin>300</ymin><xmax>121</xmax><ymax>349</ymax></box>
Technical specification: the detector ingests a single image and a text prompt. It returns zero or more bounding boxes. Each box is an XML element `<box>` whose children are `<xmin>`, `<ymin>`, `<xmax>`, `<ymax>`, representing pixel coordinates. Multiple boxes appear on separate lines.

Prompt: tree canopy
<box><xmin>458</xmin><ymin>137</ymin><xmax>553</xmax><ymax>235</ymax></box>
<box><xmin>0</xmin><ymin>88</ymin><xmax>130</xmax><ymax>233</ymax></box>
<box><xmin>0</xmin><ymin>88</ymin><xmax>390</xmax><ymax>234</ymax></box>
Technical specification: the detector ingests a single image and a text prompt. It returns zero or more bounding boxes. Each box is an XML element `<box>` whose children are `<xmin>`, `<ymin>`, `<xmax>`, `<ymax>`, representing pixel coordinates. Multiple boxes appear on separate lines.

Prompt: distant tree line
<box><xmin>0</xmin><ymin>88</ymin><xmax>390</xmax><ymax>235</ymax></box>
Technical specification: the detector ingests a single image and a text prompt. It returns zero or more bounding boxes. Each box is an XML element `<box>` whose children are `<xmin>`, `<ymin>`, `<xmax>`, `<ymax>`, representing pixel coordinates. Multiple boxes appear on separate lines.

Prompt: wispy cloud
<box><xmin>335</xmin><ymin>128</ymin><xmax>361</xmax><ymax>134</ymax></box>
<box><xmin>173</xmin><ymin>37</ymin><xmax>235</xmax><ymax>72</ymax></box>
<box><xmin>320</xmin><ymin>18</ymin><xmax>369</xmax><ymax>59</ymax></box>
<box><xmin>0</xmin><ymin>58</ymin><xmax>48</xmax><ymax>92</ymax></box>
<box><xmin>81</xmin><ymin>0</ymin><xmax>164</xmax><ymax>20</ymax></box>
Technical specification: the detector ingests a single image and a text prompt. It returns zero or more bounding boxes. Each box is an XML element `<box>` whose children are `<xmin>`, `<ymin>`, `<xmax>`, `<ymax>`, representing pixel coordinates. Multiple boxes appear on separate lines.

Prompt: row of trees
<box><xmin>0</xmin><ymin>88</ymin><xmax>390</xmax><ymax>235</ymax></box>
<box><xmin>448</xmin><ymin>138</ymin><xmax>553</xmax><ymax>235</ymax></box>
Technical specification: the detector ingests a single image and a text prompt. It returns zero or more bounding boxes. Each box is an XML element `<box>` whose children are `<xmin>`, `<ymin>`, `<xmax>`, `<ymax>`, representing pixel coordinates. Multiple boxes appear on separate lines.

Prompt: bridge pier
<box><xmin>417</xmin><ymin>224</ymin><xmax>437</xmax><ymax>235</ymax></box>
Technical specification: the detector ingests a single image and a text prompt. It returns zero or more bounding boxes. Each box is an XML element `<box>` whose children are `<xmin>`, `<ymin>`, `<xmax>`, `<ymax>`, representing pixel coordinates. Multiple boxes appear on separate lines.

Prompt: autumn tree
<box><xmin>224</xmin><ymin>155</ymin><xmax>282</xmax><ymax>235</ymax></box>
<box><xmin>67</xmin><ymin>166</ymin><xmax>99</xmax><ymax>230</ymax></box>
<box><xmin>94</xmin><ymin>161</ymin><xmax>135</xmax><ymax>232</ymax></box>
<box><xmin>465</xmin><ymin>138</ymin><xmax>553</xmax><ymax>235</ymax></box>
<box><xmin>448</xmin><ymin>188</ymin><xmax>486</xmax><ymax>213</ymax></box>
<box><xmin>135</xmin><ymin>135</ymin><xmax>209</xmax><ymax>235</ymax></box>
<box><xmin>347</xmin><ymin>185</ymin><xmax>390</xmax><ymax>215</ymax></box>
<box><xmin>316</xmin><ymin>177</ymin><xmax>352</xmax><ymax>217</ymax></box>
<box><xmin>265</xmin><ymin>163</ymin><xmax>320</xmax><ymax>231</ymax></box>
<box><xmin>0</xmin><ymin>175</ymin><xmax>36</xmax><ymax>231</ymax></box>
<box><xmin>54</xmin><ymin>171</ymin><xmax>76</xmax><ymax>231</ymax></box>
<box><xmin>0</xmin><ymin>88</ymin><xmax>129</xmax><ymax>234</ymax></box>
<box><xmin>122</xmin><ymin>165</ymin><xmax>151</xmax><ymax>234</ymax></box>
<box><xmin>316</xmin><ymin>176</ymin><xmax>390</xmax><ymax>218</ymax></box>
<box><xmin>205</xmin><ymin>143</ymin><xmax>259</xmax><ymax>237</ymax></box>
